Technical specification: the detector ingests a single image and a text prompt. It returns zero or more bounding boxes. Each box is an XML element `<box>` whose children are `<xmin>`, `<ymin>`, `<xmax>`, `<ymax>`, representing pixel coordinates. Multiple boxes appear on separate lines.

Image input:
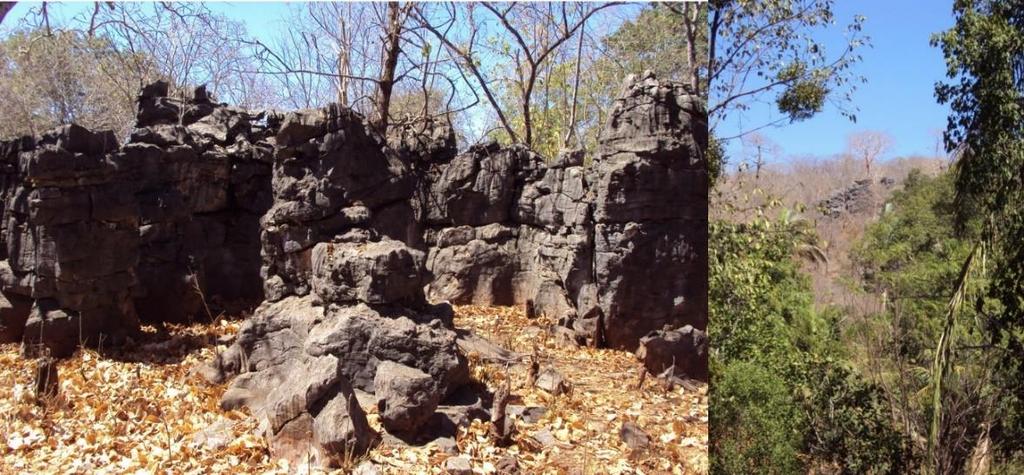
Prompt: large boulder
<box><xmin>637</xmin><ymin>325</ymin><xmax>708</xmax><ymax>381</ymax></box>
<box><xmin>207</xmin><ymin>295</ymin><xmax>467</xmax><ymax>465</ymax></box>
<box><xmin>310</xmin><ymin>238</ymin><xmax>427</xmax><ymax>307</ymax></box>
<box><xmin>374</xmin><ymin>361</ymin><xmax>442</xmax><ymax>435</ymax></box>
<box><xmin>261</xmin><ymin>355</ymin><xmax>377</xmax><ymax>467</ymax></box>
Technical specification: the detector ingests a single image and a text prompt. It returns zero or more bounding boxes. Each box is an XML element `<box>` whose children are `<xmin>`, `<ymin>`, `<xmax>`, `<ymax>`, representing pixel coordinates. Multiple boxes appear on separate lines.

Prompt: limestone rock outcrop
<box><xmin>260</xmin><ymin>105</ymin><xmax>418</xmax><ymax>302</ymax></box>
<box><xmin>128</xmin><ymin>82</ymin><xmax>275</xmax><ymax>322</ymax></box>
<box><xmin>0</xmin><ymin>72</ymin><xmax>707</xmax><ymax>457</ymax></box>
<box><xmin>589</xmin><ymin>72</ymin><xmax>709</xmax><ymax>349</ymax></box>
<box><xmin>420</xmin><ymin>72</ymin><xmax>708</xmax><ymax>350</ymax></box>
<box><xmin>0</xmin><ymin>125</ymin><xmax>138</xmax><ymax>357</ymax></box>
<box><xmin>206</xmin><ymin>107</ymin><xmax>469</xmax><ymax>467</ymax></box>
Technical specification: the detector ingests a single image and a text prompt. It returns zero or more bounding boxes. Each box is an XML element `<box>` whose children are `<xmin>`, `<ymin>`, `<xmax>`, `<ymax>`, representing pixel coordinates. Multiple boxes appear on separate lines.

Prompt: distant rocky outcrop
<box><xmin>819</xmin><ymin>177</ymin><xmax>896</xmax><ymax>219</ymax></box>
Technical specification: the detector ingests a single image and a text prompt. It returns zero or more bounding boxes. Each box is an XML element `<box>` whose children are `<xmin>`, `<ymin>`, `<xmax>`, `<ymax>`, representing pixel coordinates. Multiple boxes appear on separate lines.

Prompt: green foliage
<box><xmin>775</xmin><ymin>62</ymin><xmax>828</xmax><ymax>122</ymax></box>
<box><xmin>0</xmin><ymin>28</ymin><xmax>157</xmax><ymax>140</ymax></box>
<box><xmin>604</xmin><ymin>4</ymin><xmax>705</xmax><ymax>91</ymax></box>
<box><xmin>854</xmin><ymin>171</ymin><xmax>978</xmax><ymax>363</ymax></box>
<box><xmin>933</xmin><ymin>0</ymin><xmax>1024</xmax><ymax>464</ymax></box>
<box><xmin>708</xmin><ymin>133</ymin><xmax>725</xmax><ymax>185</ymax></box>
<box><xmin>710</xmin><ymin>215</ymin><xmax>816</xmax><ymax>365</ymax></box>
<box><xmin>711</xmin><ymin>209</ymin><xmax>910</xmax><ymax>473</ymax></box>
<box><xmin>490</xmin><ymin>4</ymin><xmax>704</xmax><ymax>157</ymax></box>
<box><xmin>794</xmin><ymin>356</ymin><xmax>912</xmax><ymax>474</ymax></box>
<box><xmin>711</xmin><ymin>360</ymin><xmax>804</xmax><ymax>475</ymax></box>
<box><xmin>851</xmin><ymin>169</ymin><xmax>1024</xmax><ymax>469</ymax></box>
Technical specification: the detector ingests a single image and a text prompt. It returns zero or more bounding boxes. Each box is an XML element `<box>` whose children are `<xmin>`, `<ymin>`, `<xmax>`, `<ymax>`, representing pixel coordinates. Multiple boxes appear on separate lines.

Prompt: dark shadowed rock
<box><xmin>0</xmin><ymin>292</ymin><xmax>31</xmax><ymax>342</ymax></box>
<box><xmin>637</xmin><ymin>325</ymin><xmax>708</xmax><ymax>381</ymax></box>
<box><xmin>589</xmin><ymin>73</ymin><xmax>708</xmax><ymax>350</ymax></box>
<box><xmin>0</xmin><ymin>75</ymin><xmax>707</xmax><ymax>453</ymax></box>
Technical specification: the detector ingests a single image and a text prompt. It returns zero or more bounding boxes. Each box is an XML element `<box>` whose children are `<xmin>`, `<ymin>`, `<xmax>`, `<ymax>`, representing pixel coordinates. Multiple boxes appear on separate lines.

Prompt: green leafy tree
<box><xmin>0</xmin><ymin>29</ymin><xmax>155</xmax><ymax>140</ymax></box>
<box><xmin>712</xmin><ymin>360</ymin><xmax>804</xmax><ymax>475</ymax></box>
<box><xmin>933</xmin><ymin>0</ymin><xmax>1024</xmax><ymax>469</ymax></box>
<box><xmin>489</xmin><ymin>4</ymin><xmax>706</xmax><ymax>158</ymax></box>
<box><xmin>710</xmin><ymin>206</ymin><xmax>910</xmax><ymax>473</ymax></box>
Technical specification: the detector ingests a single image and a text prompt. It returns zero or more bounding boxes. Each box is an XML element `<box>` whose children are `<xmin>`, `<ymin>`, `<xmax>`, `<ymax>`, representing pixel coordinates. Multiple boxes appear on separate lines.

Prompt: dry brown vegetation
<box><xmin>0</xmin><ymin>306</ymin><xmax>707</xmax><ymax>474</ymax></box>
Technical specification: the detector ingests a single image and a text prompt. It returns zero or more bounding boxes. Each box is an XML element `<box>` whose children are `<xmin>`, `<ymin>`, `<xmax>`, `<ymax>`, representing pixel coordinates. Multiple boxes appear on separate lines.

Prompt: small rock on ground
<box><xmin>444</xmin><ymin>455</ymin><xmax>472</xmax><ymax>475</ymax></box>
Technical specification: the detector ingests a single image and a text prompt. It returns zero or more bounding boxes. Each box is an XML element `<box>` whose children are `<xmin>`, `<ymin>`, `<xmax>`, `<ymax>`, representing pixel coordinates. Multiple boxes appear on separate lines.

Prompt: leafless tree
<box><xmin>413</xmin><ymin>2</ymin><xmax>621</xmax><ymax>147</ymax></box>
<box><xmin>242</xmin><ymin>2</ymin><xmax>461</xmax><ymax>134</ymax></box>
<box><xmin>742</xmin><ymin>132</ymin><xmax>781</xmax><ymax>181</ymax></box>
<box><xmin>847</xmin><ymin>130</ymin><xmax>894</xmax><ymax>177</ymax></box>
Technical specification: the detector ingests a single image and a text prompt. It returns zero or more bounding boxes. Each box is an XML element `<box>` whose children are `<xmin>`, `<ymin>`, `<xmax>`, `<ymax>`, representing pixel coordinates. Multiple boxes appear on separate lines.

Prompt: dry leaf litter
<box><xmin>0</xmin><ymin>306</ymin><xmax>707</xmax><ymax>474</ymax></box>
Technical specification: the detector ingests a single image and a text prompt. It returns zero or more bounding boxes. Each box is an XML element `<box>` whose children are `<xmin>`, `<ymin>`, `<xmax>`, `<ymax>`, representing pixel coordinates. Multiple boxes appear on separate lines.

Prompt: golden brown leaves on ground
<box><xmin>0</xmin><ymin>320</ymin><xmax>282</xmax><ymax>474</ymax></box>
<box><xmin>446</xmin><ymin>305</ymin><xmax>709</xmax><ymax>475</ymax></box>
<box><xmin>0</xmin><ymin>306</ymin><xmax>707</xmax><ymax>474</ymax></box>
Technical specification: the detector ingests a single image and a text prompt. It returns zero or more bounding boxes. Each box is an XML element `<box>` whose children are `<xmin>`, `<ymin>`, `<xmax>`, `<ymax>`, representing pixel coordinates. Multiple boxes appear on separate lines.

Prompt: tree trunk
<box><xmin>564</xmin><ymin>19</ymin><xmax>585</xmax><ymax>148</ymax></box>
<box><xmin>0</xmin><ymin>2</ymin><xmax>16</xmax><ymax>26</ymax></box>
<box><xmin>337</xmin><ymin>14</ymin><xmax>350</xmax><ymax>107</ymax></box>
<box><xmin>375</xmin><ymin>1</ymin><xmax>403</xmax><ymax>133</ymax></box>
<box><xmin>682</xmin><ymin>3</ymin><xmax>700</xmax><ymax>96</ymax></box>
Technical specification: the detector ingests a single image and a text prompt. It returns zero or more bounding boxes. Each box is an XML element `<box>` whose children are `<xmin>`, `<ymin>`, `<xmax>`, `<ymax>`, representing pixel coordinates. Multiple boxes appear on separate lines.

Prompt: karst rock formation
<box><xmin>0</xmin><ymin>71</ymin><xmax>707</xmax><ymax>465</ymax></box>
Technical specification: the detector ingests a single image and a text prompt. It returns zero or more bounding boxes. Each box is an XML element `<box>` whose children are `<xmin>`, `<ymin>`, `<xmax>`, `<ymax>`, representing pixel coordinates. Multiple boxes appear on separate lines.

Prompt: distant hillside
<box><xmin>713</xmin><ymin>154</ymin><xmax>947</xmax><ymax>313</ymax></box>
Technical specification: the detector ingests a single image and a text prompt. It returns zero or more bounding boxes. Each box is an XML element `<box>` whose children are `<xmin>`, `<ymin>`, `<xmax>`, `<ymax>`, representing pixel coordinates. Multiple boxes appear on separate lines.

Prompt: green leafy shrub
<box><xmin>711</xmin><ymin>360</ymin><xmax>804</xmax><ymax>475</ymax></box>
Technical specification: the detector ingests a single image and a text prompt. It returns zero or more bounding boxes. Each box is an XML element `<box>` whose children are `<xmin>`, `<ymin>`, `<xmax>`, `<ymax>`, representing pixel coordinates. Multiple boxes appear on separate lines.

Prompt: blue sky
<box><xmin>716</xmin><ymin>0</ymin><xmax>956</xmax><ymax>162</ymax></box>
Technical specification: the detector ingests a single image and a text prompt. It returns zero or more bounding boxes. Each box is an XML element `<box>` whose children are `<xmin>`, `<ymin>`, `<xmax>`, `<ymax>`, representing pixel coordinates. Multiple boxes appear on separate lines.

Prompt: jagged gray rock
<box><xmin>588</xmin><ymin>72</ymin><xmax>709</xmax><ymax>350</ymax></box>
<box><xmin>0</xmin><ymin>74</ymin><xmax>707</xmax><ymax>453</ymax></box>
<box><xmin>310</xmin><ymin>238</ymin><xmax>427</xmax><ymax>307</ymax></box>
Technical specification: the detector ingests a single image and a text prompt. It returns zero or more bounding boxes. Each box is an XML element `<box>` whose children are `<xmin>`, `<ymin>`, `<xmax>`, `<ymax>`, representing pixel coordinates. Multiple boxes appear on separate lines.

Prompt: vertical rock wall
<box><xmin>0</xmin><ymin>126</ymin><xmax>139</xmax><ymax>356</ymax></box>
<box><xmin>0</xmin><ymin>82</ymin><xmax>278</xmax><ymax>355</ymax></box>
<box><xmin>590</xmin><ymin>73</ymin><xmax>708</xmax><ymax>349</ymax></box>
<box><xmin>126</xmin><ymin>82</ymin><xmax>275</xmax><ymax>322</ymax></box>
<box><xmin>0</xmin><ymin>72</ymin><xmax>707</xmax><ymax>357</ymax></box>
<box><xmin>260</xmin><ymin>105</ymin><xmax>418</xmax><ymax>302</ymax></box>
<box><xmin>420</xmin><ymin>72</ymin><xmax>708</xmax><ymax>350</ymax></box>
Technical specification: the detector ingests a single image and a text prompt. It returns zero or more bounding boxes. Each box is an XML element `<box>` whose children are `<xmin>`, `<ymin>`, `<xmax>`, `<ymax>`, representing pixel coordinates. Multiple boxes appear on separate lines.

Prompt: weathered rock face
<box><xmin>0</xmin><ymin>82</ymin><xmax>277</xmax><ymax>354</ymax></box>
<box><xmin>374</xmin><ymin>360</ymin><xmax>442</xmax><ymax>435</ymax></box>
<box><xmin>590</xmin><ymin>72</ymin><xmax>709</xmax><ymax>349</ymax></box>
<box><xmin>0</xmin><ymin>125</ymin><xmax>139</xmax><ymax>356</ymax></box>
<box><xmin>0</xmin><ymin>73</ymin><xmax>706</xmax><ymax>452</ymax></box>
<box><xmin>206</xmin><ymin>105</ymin><xmax>469</xmax><ymax>467</ymax></box>
<box><xmin>637</xmin><ymin>325</ymin><xmax>709</xmax><ymax>381</ymax></box>
<box><xmin>420</xmin><ymin>141</ymin><xmax>594</xmax><ymax>329</ymax></box>
<box><xmin>128</xmin><ymin>83</ymin><xmax>275</xmax><ymax>322</ymax></box>
<box><xmin>819</xmin><ymin>177</ymin><xmax>895</xmax><ymax>218</ymax></box>
<box><xmin>420</xmin><ymin>72</ymin><xmax>708</xmax><ymax>350</ymax></box>
<box><xmin>260</xmin><ymin>105</ymin><xmax>418</xmax><ymax>302</ymax></box>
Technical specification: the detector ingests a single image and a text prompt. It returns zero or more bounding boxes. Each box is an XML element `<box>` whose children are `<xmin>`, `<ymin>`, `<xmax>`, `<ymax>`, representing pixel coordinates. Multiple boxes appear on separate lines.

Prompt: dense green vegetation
<box><xmin>710</xmin><ymin>206</ymin><xmax>909</xmax><ymax>474</ymax></box>
<box><xmin>711</xmin><ymin>168</ymin><xmax>1024</xmax><ymax>472</ymax></box>
<box><xmin>713</xmin><ymin>1</ymin><xmax>1024</xmax><ymax>473</ymax></box>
